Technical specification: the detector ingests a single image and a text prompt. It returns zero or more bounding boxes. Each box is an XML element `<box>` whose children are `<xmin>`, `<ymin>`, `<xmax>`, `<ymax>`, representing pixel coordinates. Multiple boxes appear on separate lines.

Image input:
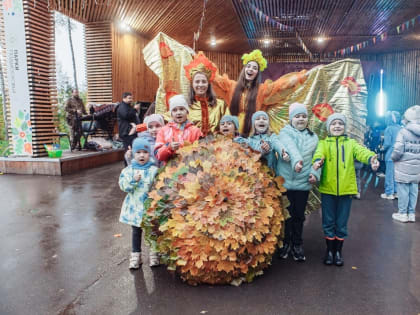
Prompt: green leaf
<box><xmin>172</xmin><ymin>165</ymin><xmax>189</xmax><ymax>180</ymax></box>
<box><xmin>18</xmin><ymin>111</ymin><xmax>24</xmax><ymax>120</ymax></box>
<box><xmin>158</xmin><ymin>216</ymin><xmax>169</xmax><ymax>225</ymax></box>
<box><xmin>144</xmin><ymin>198</ymin><xmax>152</xmax><ymax>210</ymax></box>
<box><xmin>21</xmin><ymin>122</ymin><xmax>28</xmax><ymax>131</ymax></box>
<box><xmin>12</xmin><ymin>128</ymin><xmax>19</xmax><ymax>135</ymax></box>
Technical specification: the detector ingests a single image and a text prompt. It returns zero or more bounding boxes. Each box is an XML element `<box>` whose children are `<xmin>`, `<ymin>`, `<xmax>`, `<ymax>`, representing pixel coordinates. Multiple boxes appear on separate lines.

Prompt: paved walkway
<box><xmin>1</xmin><ymin>163</ymin><xmax>419</xmax><ymax>315</ymax></box>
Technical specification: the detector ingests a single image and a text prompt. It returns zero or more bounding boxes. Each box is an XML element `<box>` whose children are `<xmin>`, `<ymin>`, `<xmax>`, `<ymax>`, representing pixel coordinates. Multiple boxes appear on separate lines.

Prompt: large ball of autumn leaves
<box><xmin>142</xmin><ymin>135</ymin><xmax>286</xmax><ymax>285</ymax></box>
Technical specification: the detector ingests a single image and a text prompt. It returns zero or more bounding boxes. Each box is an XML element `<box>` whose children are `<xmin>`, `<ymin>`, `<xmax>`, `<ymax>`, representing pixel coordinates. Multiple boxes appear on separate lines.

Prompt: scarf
<box><xmin>131</xmin><ymin>160</ymin><xmax>154</xmax><ymax>170</ymax></box>
<box><xmin>195</xmin><ymin>96</ymin><xmax>210</xmax><ymax>136</ymax></box>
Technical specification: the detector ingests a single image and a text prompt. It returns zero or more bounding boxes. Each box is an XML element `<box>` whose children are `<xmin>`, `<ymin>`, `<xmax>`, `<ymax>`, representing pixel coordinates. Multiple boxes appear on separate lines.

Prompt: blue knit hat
<box><xmin>220</xmin><ymin>115</ymin><xmax>239</xmax><ymax>130</ymax></box>
<box><xmin>132</xmin><ymin>138</ymin><xmax>151</xmax><ymax>154</ymax></box>
<box><xmin>251</xmin><ymin>111</ymin><xmax>269</xmax><ymax>126</ymax></box>
<box><xmin>326</xmin><ymin>113</ymin><xmax>346</xmax><ymax>131</ymax></box>
<box><xmin>289</xmin><ymin>102</ymin><xmax>308</xmax><ymax>120</ymax></box>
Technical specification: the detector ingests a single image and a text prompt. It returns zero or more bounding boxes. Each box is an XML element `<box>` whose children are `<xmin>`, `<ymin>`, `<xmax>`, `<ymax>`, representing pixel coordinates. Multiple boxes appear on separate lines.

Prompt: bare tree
<box><xmin>67</xmin><ymin>17</ymin><xmax>78</xmax><ymax>91</ymax></box>
<box><xmin>55</xmin><ymin>12</ymin><xmax>78</xmax><ymax>91</ymax></box>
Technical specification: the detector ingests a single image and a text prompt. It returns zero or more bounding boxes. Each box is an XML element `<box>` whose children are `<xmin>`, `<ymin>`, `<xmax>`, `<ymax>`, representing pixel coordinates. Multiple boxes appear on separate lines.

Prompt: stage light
<box><xmin>210</xmin><ymin>39</ymin><xmax>217</xmax><ymax>46</ymax></box>
<box><xmin>119</xmin><ymin>22</ymin><xmax>130</xmax><ymax>32</ymax></box>
<box><xmin>263</xmin><ymin>39</ymin><xmax>271</xmax><ymax>45</ymax></box>
<box><xmin>376</xmin><ymin>69</ymin><xmax>387</xmax><ymax>116</ymax></box>
<box><xmin>317</xmin><ymin>37</ymin><xmax>325</xmax><ymax>43</ymax></box>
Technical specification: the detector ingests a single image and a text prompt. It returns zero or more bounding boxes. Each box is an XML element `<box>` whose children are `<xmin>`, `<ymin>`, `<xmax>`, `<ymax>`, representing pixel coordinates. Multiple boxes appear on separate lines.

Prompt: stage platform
<box><xmin>0</xmin><ymin>149</ymin><xmax>125</xmax><ymax>176</ymax></box>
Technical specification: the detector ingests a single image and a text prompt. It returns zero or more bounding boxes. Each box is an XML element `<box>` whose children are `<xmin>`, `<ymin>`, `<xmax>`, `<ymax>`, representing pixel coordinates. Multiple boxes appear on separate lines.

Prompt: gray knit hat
<box><xmin>289</xmin><ymin>102</ymin><xmax>308</xmax><ymax>120</ymax></box>
<box><xmin>326</xmin><ymin>113</ymin><xmax>346</xmax><ymax>131</ymax></box>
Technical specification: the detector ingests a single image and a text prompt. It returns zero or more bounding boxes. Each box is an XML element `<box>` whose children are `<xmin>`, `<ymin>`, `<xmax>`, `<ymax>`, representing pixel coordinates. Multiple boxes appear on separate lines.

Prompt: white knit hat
<box><xmin>169</xmin><ymin>95</ymin><xmax>189</xmax><ymax>113</ymax></box>
<box><xmin>404</xmin><ymin>105</ymin><xmax>420</xmax><ymax>123</ymax></box>
<box><xmin>144</xmin><ymin>114</ymin><xmax>164</xmax><ymax>127</ymax></box>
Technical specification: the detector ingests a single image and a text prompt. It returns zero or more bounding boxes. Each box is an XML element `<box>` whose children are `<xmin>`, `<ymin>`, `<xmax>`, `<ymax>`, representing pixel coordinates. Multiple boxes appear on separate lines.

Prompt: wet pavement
<box><xmin>1</xmin><ymin>163</ymin><xmax>420</xmax><ymax>315</ymax></box>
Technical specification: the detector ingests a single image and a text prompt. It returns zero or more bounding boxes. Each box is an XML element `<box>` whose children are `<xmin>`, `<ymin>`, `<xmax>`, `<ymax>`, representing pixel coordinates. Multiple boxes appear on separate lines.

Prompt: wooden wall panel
<box><xmin>85</xmin><ymin>21</ymin><xmax>113</xmax><ymax>104</ymax></box>
<box><xmin>111</xmin><ymin>25</ymin><xmax>158</xmax><ymax>103</ymax></box>
<box><xmin>377</xmin><ymin>50</ymin><xmax>420</xmax><ymax>113</ymax></box>
<box><xmin>23</xmin><ymin>0</ymin><xmax>58</xmax><ymax>157</ymax></box>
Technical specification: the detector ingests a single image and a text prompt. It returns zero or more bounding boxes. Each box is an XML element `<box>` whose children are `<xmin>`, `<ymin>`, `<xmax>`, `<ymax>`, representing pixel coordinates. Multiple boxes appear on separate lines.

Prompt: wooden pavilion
<box><xmin>0</xmin><ymin>0</ymin><xmax>419</xmax><ymax>163</ymax></box>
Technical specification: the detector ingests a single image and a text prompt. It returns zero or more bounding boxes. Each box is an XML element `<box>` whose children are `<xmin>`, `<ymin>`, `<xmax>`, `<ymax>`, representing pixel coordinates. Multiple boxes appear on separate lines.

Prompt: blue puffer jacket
<box><xmin>272</xmin><ymin>125</ymin><xmax>320</xmax><ymax>191</ymax></box>
<box><xmin>383</xmin><ymin>111</ymin><xmax>401</xmax><ymax>162</ymax></box>
<box><xmin>241</xmin><ymin>133</ymin><xmax>278</xmax><ymax>170</ymax></box>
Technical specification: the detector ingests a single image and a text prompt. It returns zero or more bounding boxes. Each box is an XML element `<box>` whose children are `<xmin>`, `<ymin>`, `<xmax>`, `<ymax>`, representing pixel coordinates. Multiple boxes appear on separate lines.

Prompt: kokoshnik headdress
<box><xmin>184</xmin><ymin>51</ymin><xmax>218</xmax><ymax>83</ymax></box>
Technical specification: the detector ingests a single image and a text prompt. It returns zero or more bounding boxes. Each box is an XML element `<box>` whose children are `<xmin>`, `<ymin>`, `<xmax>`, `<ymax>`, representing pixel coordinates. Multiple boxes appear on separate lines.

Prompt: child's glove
<box><xmin>260</xmin><ymin>140</ymin><xmax>270</xmax><ymax>154</ymax></box>
<box><xmin>370</xmin><ymin>155</ymin><xmax>380</xmax><ymax>171</ymax></box>
<box><xmin>281</xmin><ymin>149</ymin><xmax>290</xmax><ymax>162</ymax></box>
<box><xmin>133</xmin><ymin>170</ymin><xmax>142</xmax><ymax>182</ymax></box>
<box><xmin>295</xmin><ymin>160</ymin><xmax>303</xmax><ymax>173</ymax></box>
<box><xmin>170</xmin><ymin>142</ymin><xmax>180</xmax><ymax>151</ymax></box>
<box><xmin>313</xmin><ymin>157</ymin><xmax>325</xmax><ymax>171</ymax></box>
<box><xmin>308</xmin><ymin>174</ymin><xmax>317</xmax><ymax>184</ymax></box>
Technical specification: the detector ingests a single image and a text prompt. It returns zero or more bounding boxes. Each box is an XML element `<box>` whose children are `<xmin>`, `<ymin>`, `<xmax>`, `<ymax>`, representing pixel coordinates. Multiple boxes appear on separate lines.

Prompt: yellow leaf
<box><xmin>202</xmin><ymin>160</ymin><xmax>212</xmax><ymax>172</ymax></box>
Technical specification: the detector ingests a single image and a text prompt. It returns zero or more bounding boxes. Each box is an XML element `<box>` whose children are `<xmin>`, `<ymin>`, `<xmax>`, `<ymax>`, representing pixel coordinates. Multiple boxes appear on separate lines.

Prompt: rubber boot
<box><xmin>334</xmin><ymin>239</ymin><xmax>344</xmax><ymax>267</ymax></box>
<box><xmin>323</xmin><ymin>239</ymin><xmax>334</xmax><ymax>265</ymax></box>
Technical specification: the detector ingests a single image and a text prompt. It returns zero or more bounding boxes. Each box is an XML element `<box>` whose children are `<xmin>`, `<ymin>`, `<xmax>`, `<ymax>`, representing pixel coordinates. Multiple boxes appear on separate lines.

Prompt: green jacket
<box><xmin>312</xmin><ymin>136</ymin><xmax>375</xmax><ymax>196</ymax></box>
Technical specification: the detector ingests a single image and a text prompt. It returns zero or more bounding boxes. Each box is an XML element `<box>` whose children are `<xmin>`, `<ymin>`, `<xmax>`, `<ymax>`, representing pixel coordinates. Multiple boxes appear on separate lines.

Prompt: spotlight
<box><xmin>119</xmin><ymin>22</ymin><xmax>130</xmax><ymax>32</ymax></box>
<box><xmin>210</xmin><ymin>39</ymin><xmax>217</xmax><ymax>46</ymax></box>
<box><xmin>316</xmin><ymin>37</ymin><xmax>325</xmax><ymax>43</ymax></box>
<box><xmin>263</xmin><ymin>39</ymin><xmax>271</xmax><ymax>45</ymax></box>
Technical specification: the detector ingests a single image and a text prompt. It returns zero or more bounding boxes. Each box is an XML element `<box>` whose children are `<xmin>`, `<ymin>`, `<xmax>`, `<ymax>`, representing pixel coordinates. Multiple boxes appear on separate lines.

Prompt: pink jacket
<box><xmin>155</xmin><ymin>121</ymin><xmax>203</xmax><ymax>161</ymax></box>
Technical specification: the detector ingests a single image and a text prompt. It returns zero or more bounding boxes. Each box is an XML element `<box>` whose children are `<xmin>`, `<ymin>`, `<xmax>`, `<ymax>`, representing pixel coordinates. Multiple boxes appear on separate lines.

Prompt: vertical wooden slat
<box><xmin>23</xmin><ymin>0</ymin><xmax>58</xmax><ymax>157</ymax></box>
<box><xmin>85</xmin><ymin>21</ymin><xmax>113</xmax><ymax>103</ymax></box>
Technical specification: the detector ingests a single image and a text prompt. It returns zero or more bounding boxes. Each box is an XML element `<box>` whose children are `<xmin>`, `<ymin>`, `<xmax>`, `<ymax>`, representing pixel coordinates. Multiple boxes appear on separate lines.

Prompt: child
<box><xmin>125</xmin><ymin>114</ymin><xmax>165</xmax><ymax>168</ymax></box>
<box><xmin>313</xmin><ymin>113</ymin><xmax>379</xmax><ymax>266</ymax></box>
<box><xmin>391</xmin><ymin>105</ymin><xmax>420</xmax><ymax>223</ymax></box>
<box><xmin>242</xmin><ymin>111</ymin><xmax>277</xmax><ymax>169</ymax></box>
<box><xmin>155</xmin><ymin>95</ymin><xmax>203</xmax><ymax>162</ymax></box>
<box><xmin>381</xmin><ymin>111</ymin><xmax>401</xmax><ymax>199</ymax></box>
<box><xmin>119</xmin><ymin>138</ymin><xmax>158</xmax><ymax>269</ymax></box>
<box><xmin>219</xmin><ymin>115</ymin><xmax>240</xmax><ymax>138</ymax></box>
<box><xmin>272</xmin><ymin>103</ymin><xmax>320</xmax><ymax>262</ymax></box>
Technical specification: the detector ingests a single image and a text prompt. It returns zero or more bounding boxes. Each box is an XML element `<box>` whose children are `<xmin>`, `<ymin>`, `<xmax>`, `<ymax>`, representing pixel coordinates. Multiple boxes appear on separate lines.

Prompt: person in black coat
<box><xmin>117</xmin><ymin>92</ymin><xmax>138</xmax><ymax>151</ymax></box>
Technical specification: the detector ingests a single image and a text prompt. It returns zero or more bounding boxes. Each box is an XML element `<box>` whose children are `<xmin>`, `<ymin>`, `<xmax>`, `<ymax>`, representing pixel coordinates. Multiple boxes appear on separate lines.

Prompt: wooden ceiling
<box><xmin>47</xmin><ymin>0</ymin><xmax>420</xmax><ymax>56</ymax></box>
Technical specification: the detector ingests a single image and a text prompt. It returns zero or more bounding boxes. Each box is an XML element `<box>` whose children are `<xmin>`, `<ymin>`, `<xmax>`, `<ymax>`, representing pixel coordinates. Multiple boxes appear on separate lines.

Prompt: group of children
<box><xmin>118</xmin><ymin>93</ymin><xmax>412</xmax><ymax>271</ymax></box>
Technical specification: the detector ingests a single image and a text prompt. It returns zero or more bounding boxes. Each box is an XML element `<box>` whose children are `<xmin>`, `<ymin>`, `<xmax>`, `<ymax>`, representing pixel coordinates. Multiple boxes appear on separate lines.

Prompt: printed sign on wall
<box><xmin>2</xmin><ymin>0</ymin><xmax>33</xmax><ymax>156</ymax></box>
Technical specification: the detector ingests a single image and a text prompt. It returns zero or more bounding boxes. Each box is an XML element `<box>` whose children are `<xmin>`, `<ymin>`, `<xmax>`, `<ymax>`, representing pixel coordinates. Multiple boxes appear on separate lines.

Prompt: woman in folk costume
<box><xmin>184</xmin><ymin>52</ymin><xmax>230</xmax><ymax>136</ymax></box>
<box><xmin>212</xmin><ymin>49</ymin><xmax>307</xmax><ymax>136</ymax></box>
